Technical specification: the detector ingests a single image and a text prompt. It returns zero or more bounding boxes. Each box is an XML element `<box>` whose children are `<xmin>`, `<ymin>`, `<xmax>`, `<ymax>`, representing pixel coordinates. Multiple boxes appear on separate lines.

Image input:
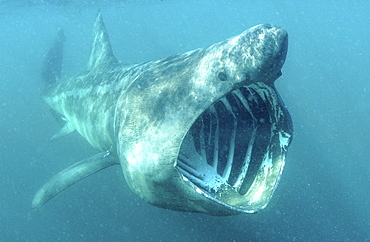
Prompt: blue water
<box><xmin>0</xmin><ymin>0</ymin><xmax>369</xmax><ymax>241</ymax></box>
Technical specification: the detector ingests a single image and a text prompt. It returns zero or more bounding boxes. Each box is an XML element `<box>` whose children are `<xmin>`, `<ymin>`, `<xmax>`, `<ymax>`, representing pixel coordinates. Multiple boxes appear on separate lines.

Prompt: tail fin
<box><xmin>42</xmin><ymin>28</ymin><xmax>65</xmax><ymax>85</ymax></box>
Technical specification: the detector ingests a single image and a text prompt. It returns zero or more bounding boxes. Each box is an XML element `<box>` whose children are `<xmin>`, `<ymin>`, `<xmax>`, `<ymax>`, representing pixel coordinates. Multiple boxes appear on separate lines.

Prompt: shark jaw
<box><xmin>176</xmin><ymin>82</ymin><xmax>293</xmax><ymax>213</ymax></box>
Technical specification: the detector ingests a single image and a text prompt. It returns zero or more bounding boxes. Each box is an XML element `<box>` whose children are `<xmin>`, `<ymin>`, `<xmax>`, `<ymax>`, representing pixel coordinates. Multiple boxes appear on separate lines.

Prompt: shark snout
<box><xmin>249</xmin><ymin>24</ymin><xmax>289</xmax><ymax>84</ymax></box>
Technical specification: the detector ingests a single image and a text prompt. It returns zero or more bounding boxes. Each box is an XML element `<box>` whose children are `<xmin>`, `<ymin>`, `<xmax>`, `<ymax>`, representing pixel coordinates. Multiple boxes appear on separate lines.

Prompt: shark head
<box><xmin>115</xmin><ymin>24</ymin><xmax>293</xmax><ymax>215</ymax></box>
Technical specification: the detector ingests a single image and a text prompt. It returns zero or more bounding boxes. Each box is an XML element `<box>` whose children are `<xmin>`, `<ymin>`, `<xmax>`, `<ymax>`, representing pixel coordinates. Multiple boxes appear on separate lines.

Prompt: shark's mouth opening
<box><xmin>176</xmin><ymin>82</ymin><xmax>293</xmax><ymax>213</ymax></box>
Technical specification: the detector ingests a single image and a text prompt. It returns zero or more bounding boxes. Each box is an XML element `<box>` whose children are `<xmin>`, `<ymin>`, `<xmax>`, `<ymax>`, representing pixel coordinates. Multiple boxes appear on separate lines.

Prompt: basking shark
<box><xmin>32</xmin><ymin>13</ymin><xmax>293</xmax><ymax>215</ymax></box>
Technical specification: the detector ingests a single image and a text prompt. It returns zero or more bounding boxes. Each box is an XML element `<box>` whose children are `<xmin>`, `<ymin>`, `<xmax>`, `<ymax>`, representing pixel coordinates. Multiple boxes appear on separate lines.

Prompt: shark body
<box><xmin>33</xmin><ymin>13</ymin><xmax>293</xmax><ymax>215</ymax></box>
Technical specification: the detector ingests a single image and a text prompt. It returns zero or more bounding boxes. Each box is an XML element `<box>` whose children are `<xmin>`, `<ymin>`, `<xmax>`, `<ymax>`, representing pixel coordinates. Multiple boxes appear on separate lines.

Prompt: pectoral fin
<box><xmin>50</xmin><ymin>122</ymin><xmax>75</xmax><ymax>141</ymax></box>
<box><xmin>32</xmin><ymin>152</ymin><xmax>119</xmax><ymax>209</ymax></box>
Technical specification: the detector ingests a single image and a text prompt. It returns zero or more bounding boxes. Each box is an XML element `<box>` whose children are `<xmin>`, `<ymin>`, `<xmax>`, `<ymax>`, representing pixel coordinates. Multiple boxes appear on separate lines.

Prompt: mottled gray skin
<box><xmin>34</xmin><ymin>13</ymin><xmax>291</xmax><ymax>215</ymax></box>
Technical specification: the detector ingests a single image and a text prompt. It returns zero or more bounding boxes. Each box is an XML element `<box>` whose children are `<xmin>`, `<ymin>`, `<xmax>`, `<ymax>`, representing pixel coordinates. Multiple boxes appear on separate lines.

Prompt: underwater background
<box><xmin>0</xmin><ymin>0</ymin><xmax>369</xmax><ymax>241</ymax></box>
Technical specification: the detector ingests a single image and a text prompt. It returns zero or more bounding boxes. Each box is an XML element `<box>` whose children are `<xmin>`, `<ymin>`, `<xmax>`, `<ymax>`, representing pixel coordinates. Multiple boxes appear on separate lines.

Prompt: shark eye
<box><xmin>218</xmin><ymin>71</ymin><xmax>228</xmax><ymax>82</ymax></box>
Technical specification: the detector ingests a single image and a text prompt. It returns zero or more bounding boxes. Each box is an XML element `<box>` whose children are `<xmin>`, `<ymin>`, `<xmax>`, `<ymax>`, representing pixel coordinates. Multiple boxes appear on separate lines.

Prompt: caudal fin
<box><xmin>41</xmin><ymin>28</ymin><xmax>65</xmax><ymax>86</ymax></box>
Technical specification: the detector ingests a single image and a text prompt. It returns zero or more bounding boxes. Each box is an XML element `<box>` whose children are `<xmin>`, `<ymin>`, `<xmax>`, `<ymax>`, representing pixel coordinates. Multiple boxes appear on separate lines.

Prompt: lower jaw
<box><xmin>176</xmin><ymin>82</ymin><xmax>292</xmax><ymax>213</ymax></box>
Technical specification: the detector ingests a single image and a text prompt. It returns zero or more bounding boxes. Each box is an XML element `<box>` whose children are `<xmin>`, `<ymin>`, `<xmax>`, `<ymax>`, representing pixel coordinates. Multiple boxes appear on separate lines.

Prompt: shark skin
<box><xmin>32</xmin><ymin>13</ymin><xmax>293</xmax><ymax>215</ymax></box>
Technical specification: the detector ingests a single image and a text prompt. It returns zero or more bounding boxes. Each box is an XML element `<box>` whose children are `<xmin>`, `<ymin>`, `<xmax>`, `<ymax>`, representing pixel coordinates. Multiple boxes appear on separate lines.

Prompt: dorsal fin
<box><xmin>87</xmin><ymin>12</ymin><xmax>118</xmax><ymax>71</ymax></box>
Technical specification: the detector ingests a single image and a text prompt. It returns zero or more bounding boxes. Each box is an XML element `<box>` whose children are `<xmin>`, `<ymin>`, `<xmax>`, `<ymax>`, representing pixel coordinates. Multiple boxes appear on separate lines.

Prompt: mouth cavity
<box><xmin>176</xmin><ymin>82</ymin><xmax>292</xmax><ymax>213</ymax></box>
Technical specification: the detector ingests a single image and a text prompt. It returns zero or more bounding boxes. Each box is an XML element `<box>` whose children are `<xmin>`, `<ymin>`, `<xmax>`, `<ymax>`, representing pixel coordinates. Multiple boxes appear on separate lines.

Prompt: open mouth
<box><xmin>176</xmin><ymin>82</ymin><xmax>293</xmax><ymax>213</ymax></box>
